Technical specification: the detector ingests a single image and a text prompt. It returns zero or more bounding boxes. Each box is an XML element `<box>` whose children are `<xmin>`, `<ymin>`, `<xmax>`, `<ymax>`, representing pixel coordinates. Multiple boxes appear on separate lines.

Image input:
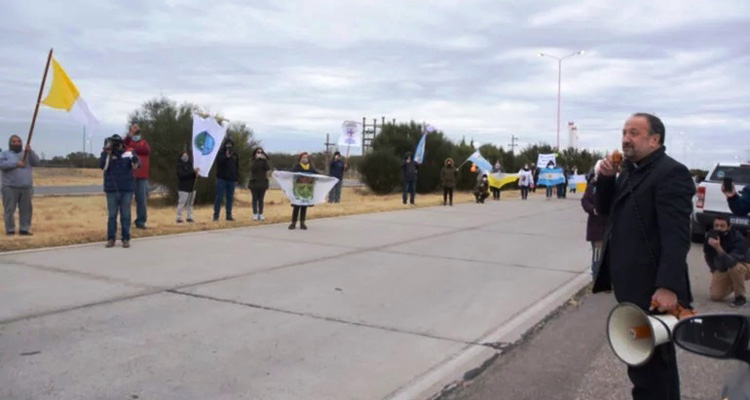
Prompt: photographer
<box><xmin>100</xmin><ymin>134</ymin><xmax>140</xmax><ymax>248</ymax></box>
<box><xmin>213</xmin><ymin>138</ymin><xmax>239</xmax><ymax>222</ymax></box>
<box><xmin>723</xmin><ymin>180</ymin><xmax>750</xmax><ymax>216</ymax></box>
<box><xmin>704</xmin><ymin>216</ymin><xmax>750</xmax><ymax>306</ymax></box>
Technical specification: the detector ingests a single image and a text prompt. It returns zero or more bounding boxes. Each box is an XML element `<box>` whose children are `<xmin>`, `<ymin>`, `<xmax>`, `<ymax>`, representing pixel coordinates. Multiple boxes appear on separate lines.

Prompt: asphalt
<box><xmin>440</xmin><ymin>227</ymin><xmax>745</xmax><ymax>400</ymax></box>
<box><xmin>0</xmin><ymin>194</ymin><xmax>590</xmax><ymax>400</ymax></box>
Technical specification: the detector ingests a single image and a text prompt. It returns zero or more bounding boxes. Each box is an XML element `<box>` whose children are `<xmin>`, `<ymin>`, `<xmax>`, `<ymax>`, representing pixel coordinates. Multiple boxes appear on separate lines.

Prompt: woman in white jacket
<box><xmin>518</xmin><ymin>164</ymin><xmax>534</xmax><ymax>200</ymax></box>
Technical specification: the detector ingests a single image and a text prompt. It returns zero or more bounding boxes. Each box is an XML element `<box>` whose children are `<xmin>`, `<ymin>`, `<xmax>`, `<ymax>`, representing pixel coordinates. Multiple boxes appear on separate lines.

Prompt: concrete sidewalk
<box><xmin>0</xmin><ymin>195</ymin><xmax>590</xmax><ymax>400</ymax></box>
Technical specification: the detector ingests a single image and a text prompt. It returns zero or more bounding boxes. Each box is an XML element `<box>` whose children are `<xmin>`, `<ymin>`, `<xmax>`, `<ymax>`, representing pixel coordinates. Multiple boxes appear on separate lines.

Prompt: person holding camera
<box><xmin>722</xmin><ymin>177</ymin><xmax>750</xmax><ymax>216</ymax></box>
<box><xmin>100</xmin><ymin>134</ymin><xmax>140</xmax><ymax>248</ymax></box>
<box><xmin>214</xmin><ymin>138</ymin><xmax>239</xmax><ymax>222</ymax></box>
<box><xmin>123</xmin><ymin>123</ymin><xmax>151</xmax><ymax>230</ymax></box>
<box><xmin>0</xmin><ymin>135</ymin><xmax>40</xmax><ymax>235</ymax></box>
<box><xmin>328</xmin><ymin>151</ymin><xmax>346</xmax><ymax>204</ymax></box>
<box><xmin>704</xmin><ymin>215</ymin><xmax>750</xmax><ymax>306</ymax></box>
<box><xmin>176</xmin><ymin>151</ymin><xmax>198</xmax><ymax>224</ymax></box>
<box><xmin>249</xmin><ymin>147</ymin><xmax>270</xmax><ymax>221</ymax></box>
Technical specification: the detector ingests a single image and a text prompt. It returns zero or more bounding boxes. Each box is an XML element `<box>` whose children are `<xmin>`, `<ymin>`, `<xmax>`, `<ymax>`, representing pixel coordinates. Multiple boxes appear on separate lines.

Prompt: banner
<box><xmin>192</xmin><ymin>114</ymin><xmax>228</xmax><ymax>178</ymax></box>
<box><xmin>568</xmin><ymin>174</ymin><xmax>587</xmax><ymax>192</ymax></box>
<box><xmin>467</xmin><ymin>150</ymin><xmax>493</xmax><ymax>172</ymax></box>
<box><xmin>537</xmin><ymin>153</ymin><xmax>557</xmax><ymax>168</ymax></box>
<box><xmin>272</xmin><ymin>171</ymin><xmax>340</xmax><ymax>206</ymax></box>
<box><xmin>488</xmin><ymin>172</ymin><xmax>519</xmax><ymax>189</ymax></box>
<box><xmin>338</xmin><ymin>120</ymin><xmax>362</xmax><ymax>147</ymax></box>
<box><xmin>537</xmin><ymin>167</ymin><xmax>565</xmax><ymax>186</ymax></box>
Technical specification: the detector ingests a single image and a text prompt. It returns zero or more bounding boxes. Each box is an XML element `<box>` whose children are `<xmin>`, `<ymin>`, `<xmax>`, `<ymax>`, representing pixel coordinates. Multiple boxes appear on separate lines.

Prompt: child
<box><xmin>289</xmin><ymin>152</ymin><xmax>319</xmax><ymax>230</ymax></box>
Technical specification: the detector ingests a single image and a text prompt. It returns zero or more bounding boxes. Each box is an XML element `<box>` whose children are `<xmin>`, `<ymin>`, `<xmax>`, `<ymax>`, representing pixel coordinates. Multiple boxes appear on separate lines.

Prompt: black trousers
<box><xmin>291</xmin><ymin>206</ymin><xmax>307</xmax><ymax>224</ymax></box>
<box><xmin>443</xmin><ymin>188</ymin><xmax>453</xmax><ymax>205</ymax></box>
<box><xmin>627</xmin><ymin>342</ymin><xmax>680</xmax><ymax>400</ymax></box>
<box><xmin>491</xmin><ymin>188</ymin><xmax>501</xmax><ymax>200</ymax></box>
<box><xmin>251</xmin><ymin>188</ymin><xmax>266</xmax><ymax>214</ymax></box>
<box><xmin>520</xmin><ymin>186</ymin><xmax>530</xmax><ymax>199</ymax></box>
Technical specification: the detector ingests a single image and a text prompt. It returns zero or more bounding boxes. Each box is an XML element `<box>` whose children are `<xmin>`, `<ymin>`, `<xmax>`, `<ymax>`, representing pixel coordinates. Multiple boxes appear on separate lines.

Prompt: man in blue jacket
<box><xmin>100</xmin><ymin>134</ymin><xmax>140</xmax><ymax>248</ymax></box>
<box><xmin>328</xmin><ymin>151</ymin><xmax>346</xmax><ymax>203</ymax></box>
<box><xmin>0</xmin><ymin>135</ymin><xmax>40</xmax><ymax>235</ymax></box>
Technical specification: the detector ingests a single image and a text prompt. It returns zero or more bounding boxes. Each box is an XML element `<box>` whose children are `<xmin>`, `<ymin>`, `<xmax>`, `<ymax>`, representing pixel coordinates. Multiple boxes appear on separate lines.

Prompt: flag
<box><xmin>41</xmin><ymin>58</ymin><xmax>99</xmax><ymax>130</ymax></box>
<box><xmin>538</xmin><ymin>167</ymin><xmax>566</xmax><ymax>186</ymax></box>
<box><xmin>413</xmin><ymin>125</ymin><xmax>434</xmax><ymax>164</ymax></box>
<box><xmin>467</xmin><ymin>150</ymin><xmax>493</xmax><ymax>172</ymax></box>
<box><xmin>272</xmin><ymin>171</ymin><xmax>339</xmax><ymax>206</ymax></box>
<box><xmin>192</xmin><ymin>114</ymin><xmax>228</xmax><ymax>178</ymax></box>
<box><xmin>488</xmin><ymin>172</ymin><xmax>519</xmax><ymax>189</ymax></box>
<box><xmin>338</xmin><ymin>120</ymin><xmax>362</xmax><ymax>147</ymax></box>
<box><xmin>568</xmin><ymin>174</ymin><xmax>587</xmax><ymax>192</ymax></box>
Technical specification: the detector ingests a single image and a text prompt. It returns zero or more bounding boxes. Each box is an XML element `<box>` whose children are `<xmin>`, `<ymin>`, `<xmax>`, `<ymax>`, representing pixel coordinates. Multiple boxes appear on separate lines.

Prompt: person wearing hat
<box><xmin>328</xmin><ymin>151</ymin><xmax>346</xmax><ymax>203</ymax></box>
<box><xmin>289</xmin><ymin>152</ymin><xmax>319</xmax><ymax>230</ymax></box>
<box><xmin>213</xmin><ymin>137</ymin><xmax>239</xmax><ymax>222</ymax></box>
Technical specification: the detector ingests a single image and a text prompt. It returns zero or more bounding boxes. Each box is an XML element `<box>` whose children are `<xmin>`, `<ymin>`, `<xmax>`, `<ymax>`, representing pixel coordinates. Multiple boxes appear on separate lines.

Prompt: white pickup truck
<box><xmin>692</xmin><ymin>162</ymin><xmax>750</xmax><ymax>242</ymax></box>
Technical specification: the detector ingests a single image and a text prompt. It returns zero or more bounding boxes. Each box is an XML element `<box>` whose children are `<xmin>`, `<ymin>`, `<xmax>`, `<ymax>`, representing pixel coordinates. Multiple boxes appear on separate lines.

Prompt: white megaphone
<box><xmin>607</xmin><ymin>302</ymin><xmax>679</xmax><ymax>366</ymax></box>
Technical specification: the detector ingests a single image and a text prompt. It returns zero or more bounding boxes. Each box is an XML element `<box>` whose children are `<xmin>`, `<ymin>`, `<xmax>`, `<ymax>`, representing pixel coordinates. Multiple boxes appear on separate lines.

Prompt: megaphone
<box><xmin>607</xmin><ymin>302</ymin><xmax>679</xmax><ymax>366</ymax></box>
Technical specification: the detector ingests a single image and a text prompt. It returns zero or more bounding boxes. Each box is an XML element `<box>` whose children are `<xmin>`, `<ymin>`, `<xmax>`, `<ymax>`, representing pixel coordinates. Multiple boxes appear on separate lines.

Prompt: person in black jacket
<box><xmin>474</xmin><ymin>174</ymin><xmax>490</xmax><ymax>203</ymax></box>
<box><xmin>249</xmin><ymin>147</ymin><xmax>270</xmax><ymax>222</ymax></box>
<box><xmin>213</xmin><ymin>138</ymin><xmax>239</xmax><ymax>222</ymax></box>
<box><xmin>581</xmin><ymin>170</ymin><xmax>608</xmax><ymax>275</ymax></box>
<box><xmin>594</xmin><ymin>113</ymin><xmax>695</xmax><ymax>400</ymax></box>
<box><xmin>328</xmin><ymin>151</ymin><xmax>346</xmax><ymax>203</ymax></box>
<box><xmin>704</xmin><ymin>215</ymin><xmax>750</xmax><ymax>306</ymax></box>
<box><xmin>402</xmin><ymin>152</ymin><xmax>419</xmax><ymax>205</ymax></box>
<box><xmin>176</xmin><ymin>151</ymin><xmax>198</xmax><ymax>223</ymax></box>
<box><xmin>289</xmin><ymin>152</ymin><xmax>319</xmax><ymax>230</ymax></box>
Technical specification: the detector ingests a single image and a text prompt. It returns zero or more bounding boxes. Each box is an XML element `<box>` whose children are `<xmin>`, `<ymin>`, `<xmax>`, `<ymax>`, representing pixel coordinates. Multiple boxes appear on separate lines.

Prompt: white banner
<box><xmin>338</xmin><ymin>120</ymin><xmax>362</xmax><ymax>147</ymax></box>
<box><xmin>272</xmin><ymin>171</ymin><xmax>340</xmax><ymax>206</ymax></box>
<box><xmin>192</xmin><ymin>115</ymin><xmax>228</xmax><ymax>178</ymax></box>
<box><xmin>536</xmin><ymin>153</ymin><xmax>557</xmax><ymax>168</ymax></box>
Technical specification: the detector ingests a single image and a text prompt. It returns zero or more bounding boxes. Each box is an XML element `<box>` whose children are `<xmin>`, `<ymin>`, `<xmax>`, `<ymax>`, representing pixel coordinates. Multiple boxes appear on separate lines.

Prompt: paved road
<box><xmin>0</xmin><ymin>196</ymin><xmax>590</xmax><ymax>400</ymax></box>
<box><xmin>442</xmin><ymin>241</ymin><xmax>739</xmax><ymax>400</ymax></box>
<box><xmin>34</xmin><ymin>179</ymin><xmax>364</xmax><ymax>196</ymax></box>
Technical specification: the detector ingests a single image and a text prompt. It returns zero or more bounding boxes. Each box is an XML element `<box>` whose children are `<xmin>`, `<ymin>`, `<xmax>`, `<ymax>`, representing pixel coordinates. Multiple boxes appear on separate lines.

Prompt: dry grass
<box><xmin>0</xmin><ymin>188</ymin><xmax>521</xmax><ymax>252</ymax></box>
<box><xmin>34</xmin><ymin>168</ymin><xmax>101</xmax><ymax>186</ymax></box>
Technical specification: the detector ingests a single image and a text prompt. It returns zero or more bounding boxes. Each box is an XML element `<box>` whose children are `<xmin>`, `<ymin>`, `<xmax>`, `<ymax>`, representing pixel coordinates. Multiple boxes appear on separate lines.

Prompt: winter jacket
<box><xmin>329</xmin><ymin>159</ymin><xmax>346</xmax><ymax>180</ymax></box>
<box><xmin>402</xmin><ymin>159</ymin><xmax>419</xmax><ymax>182</ymax></box>
<box><xmin>704</xmin><ymin>228</ymin><xmax>748</xmax><ymax>273</ymax></box>
<box><xmin>249</xmin><ymin>157</ymin><xmax>271</xmax><ymax>190</ymax></box>
<box><xmin>0</xmin><ymin>146</ymin><xmax>40</xmax><ymax>188</ymax></box>
<box><xmin>440</xmin><ymin>159</ymin><xmax>458</xmax><ymax>188</ymax></box>
<box><xmin>123</xmin><ymin>136</ymin><xmax>150</xmax><ymax>179</ymax></box>
<box><xmin>216</xmin><ymin>144</ymin><xmax>239</xmax><ymax>182</ymax></box>
<box><xmin>728</xmin><ymin>186</ymin><xmax>750</xmax><ymax>216</ymax></box>
<box><xmin>176</xmin><ymin>157</ymin><xmax>197</xmax><ymax>192</ymax></box>
<box><xmin>581</xmin><ymin>182</ymin><xmax>608</xmax><ymax>242</ymax></box>
<box><xmin>474</xmin><ymin>180</ymin><xmax>489</xmax><ymax>195</ymax></box>
<box><xmin>100</xmin><ymin>150</ymin><xmax>139</xmax><ymax>193</ymax></box>
<box><xmin>517</xmin><ymin>169</ymin><xmax>533</xmax><ymax>187</ymax></box>
<box><xmin>292</xmin><ymin>162</ymin><xmax>319</xmax><ymax>175</ymax></box>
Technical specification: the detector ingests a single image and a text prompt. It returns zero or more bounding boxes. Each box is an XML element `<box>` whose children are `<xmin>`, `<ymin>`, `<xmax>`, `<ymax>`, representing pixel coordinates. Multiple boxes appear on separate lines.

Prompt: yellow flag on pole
<box><xmin>41</xmin><ymin>58</ymin><xmax>98</xmax><ymax>130</ymax></box>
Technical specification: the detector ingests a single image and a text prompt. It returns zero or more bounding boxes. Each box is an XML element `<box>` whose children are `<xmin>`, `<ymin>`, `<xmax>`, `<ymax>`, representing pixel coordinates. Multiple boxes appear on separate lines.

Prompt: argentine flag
<box><xmin>467</xmin><ymin>150</ymin><xmax>493</xmax><ymax>172</ymax></box>
<box><xmin>538</xmin><ymin>167</ymin><xmax>566</xmax><ymax>186</ymax></box>
<box><xmin>413</xmin><ymin>125</ymin><xmax>433</xmax><ymax>164</ymax></box>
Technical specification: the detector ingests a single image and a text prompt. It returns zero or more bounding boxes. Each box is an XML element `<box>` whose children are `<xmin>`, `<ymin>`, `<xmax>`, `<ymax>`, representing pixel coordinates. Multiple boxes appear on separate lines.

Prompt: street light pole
<box><xmin>538</xmin><ymin>50</ymin><xmax>585</xmax><ymax>151</ymax></box>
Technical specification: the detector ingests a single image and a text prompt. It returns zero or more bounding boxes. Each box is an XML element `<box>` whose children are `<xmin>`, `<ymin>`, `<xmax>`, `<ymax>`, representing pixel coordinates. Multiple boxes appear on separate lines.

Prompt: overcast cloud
<box><xmin>1</xmin><ymin>0</ymin><xmax>748</xmax><ymax>169</ymax></box>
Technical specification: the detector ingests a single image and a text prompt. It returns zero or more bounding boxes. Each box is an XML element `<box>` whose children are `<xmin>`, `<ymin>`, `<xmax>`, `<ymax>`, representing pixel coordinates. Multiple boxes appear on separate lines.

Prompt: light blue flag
<box><xmin>538</xmin><ymin>167</ymin><xmax>566</xmax><ymax>186</ymax></box>
<box><xmin>414</xmin><ymin>132</ymin><xmax>427</xmax><ymax>164</ymax></box>
<box><xmin>467</xmin><ymin>150</ymin><xmax>493</xmax><ymax>172</ymax></box>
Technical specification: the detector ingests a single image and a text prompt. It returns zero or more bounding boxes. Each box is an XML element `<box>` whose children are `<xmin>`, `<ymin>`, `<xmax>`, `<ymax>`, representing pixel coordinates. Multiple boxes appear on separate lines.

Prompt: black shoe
<box><xmin>226</xmin><ymin>216</ymin><xmax>235</xmax><ymax>222</ymax></box>
<box><xmin>288</xmin><ymin>223</ymin><xmax>296</xmax><ymax>230</ymax></box>
<box><xmin>187</xmin><ymin>219</ymin><xmax>194</xmax><ymax>223</ymax></box>
<box><xmin>300</xmin><ymin>223</ymin><xmax>308</xmax><ymax>230</ymax></box>
<box><xmin>176</xmin><ymin>220</ymin><xmax>184</xmax><ymax>224</ymax></box>
<box><xmin>19</xmin><ymin>231</ymin><xmax>33</xmax><ymax>236</ymax></box>
<box><xmin>213</xmin><ymin>216</ymin><xmax>219</xmax><ymax>222</ymax></box>
<box><xmin>733</xmin><ymin>296</ymin><xmax>747</xmax><ymax>307</ymax></box>
<box><xmin>6</xmin><ymin>231</ymin><xmax>14</xmax><ymax>236</ymax></box>
<box><xmin>135</xmin><ymin>225</ymin><xmax>147</xmax><ymax>230</ymax></box>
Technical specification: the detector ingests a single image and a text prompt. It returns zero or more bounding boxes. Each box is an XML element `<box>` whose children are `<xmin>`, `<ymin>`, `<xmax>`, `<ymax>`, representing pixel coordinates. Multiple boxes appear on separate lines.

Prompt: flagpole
<box><xmin>24</xmin><ymin>48</ymin><xmax>54</xmax><ymax>162</ymax></box>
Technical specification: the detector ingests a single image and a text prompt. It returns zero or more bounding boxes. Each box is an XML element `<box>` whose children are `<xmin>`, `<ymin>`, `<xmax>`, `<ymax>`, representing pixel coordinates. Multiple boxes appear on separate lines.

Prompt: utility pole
<box><xmin>324</xmin><ymin>133</ymin><xmax>335</xmax><ymax>172</ymax></box>
<box><xmin>509</xmin><ymin>135</ymin><xmax>519</xmax><ymax>155</ymax></box>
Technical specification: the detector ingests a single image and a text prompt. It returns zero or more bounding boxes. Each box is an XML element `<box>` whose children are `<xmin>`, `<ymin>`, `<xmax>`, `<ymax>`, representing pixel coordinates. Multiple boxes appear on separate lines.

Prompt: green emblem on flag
<box><xmin>293</xmin><ymin>175</ymin><xmax>315</xmax><ymax>200</ymax></box>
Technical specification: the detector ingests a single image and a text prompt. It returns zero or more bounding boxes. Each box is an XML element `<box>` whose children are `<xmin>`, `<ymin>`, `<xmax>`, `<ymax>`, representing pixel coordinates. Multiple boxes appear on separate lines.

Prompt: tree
<box><xmin>128</xmin><ymin>97</ymin><xmax>259</xmax><ymax>204</ymax></box>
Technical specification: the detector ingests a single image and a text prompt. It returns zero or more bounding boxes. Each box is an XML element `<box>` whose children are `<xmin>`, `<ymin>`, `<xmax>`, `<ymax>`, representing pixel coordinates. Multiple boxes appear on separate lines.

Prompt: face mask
<box><xmin>482</xmin><ymin>177</ymin><xmax>488</xmax><ymax>182</ymax></box>
<box><xmin>301</xmin><ymin>158</ymin><xmax>309</xmax><ymax>164</ymax></box>
<box><xmin>226</xmin><ymin>146</ymin><xmax>233</xmax><ymax>151</ymax></box>
<box><xmin>132</xmin><ymin>135</ymin><xmax>141</xmax><ymax>142</ymax></box>
<box><xmin>181</xmin><ymin>156</ymin><xmax>189</xmax><ymax>162</ymax></box>
<box><xmin>10</xmin><ymin>144</ymin><xmax>22</xmax><ymax>153</ymax></box>
<box><xmin>448</xmin><ymin>163</ymin><xmax>453</xmax><ymax>167</ymax></box>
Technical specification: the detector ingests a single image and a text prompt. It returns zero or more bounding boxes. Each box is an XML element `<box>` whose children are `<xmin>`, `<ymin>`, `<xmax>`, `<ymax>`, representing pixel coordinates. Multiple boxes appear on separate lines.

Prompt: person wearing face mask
<box><xmin>704</xmin><ymin>216</ymin><xmax>750</xmax><ymax>307</ymax></box>
<box><xmin>176</xmin><ymin>151</ymin><xmax>198</xmax><ymax>223</ymax></box>
<box><xmin>0</xmin><ymin>135</ymin><xmax>40</xmax><ymax>235</ymax></box>
<box><xmin>401</xmin><ymin>152</ymin><xmax>419</xmax><ymax>206</ymax></box>
<box><xmin>289</xmin><ymin>152</ymin><xmax>319</xmax><ymax>230</ymax></box>
<box><xmin>249</xmin><ymin>147</ymin><xmax>270</xmax><ymax>221</ymax></box>
<box><xmin>214</xmin><ymin>138</ymin><xmax>239</xmax><ymax>222</ymax></box>
<box><xmin>100</xmin><ymin>134</ymin><xmax>140</xmax><ymax>248</ymax></box>
<box><xmin>474</xmin><ymin>174</ymin><xmax>490</xmax><ymax>204</ymax></box>
<box><xmin>328</xmin><ymin>151</ymin><xmax>347</xmax><ymax>204</ymax></box>
<box><xmin>517</xmin><ymin>164</ymin><xmax>533</xmax><ymax>200</ymax></box>
<box><xmin>123</xmin><ymin>123</ymin><xmax>151</xmax><ymax>229</ymax></box>
<box><xmin>440</xmin><ymin>158</ymin><xmax>458</xmax><ymax>206</ymax></box>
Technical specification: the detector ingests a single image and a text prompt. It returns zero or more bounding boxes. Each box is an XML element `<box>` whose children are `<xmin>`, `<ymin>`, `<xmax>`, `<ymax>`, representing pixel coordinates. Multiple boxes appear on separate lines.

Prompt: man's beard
<box><xmin>10</xmin><ymin>145</ymin><xmax>22</xmax><ymax>153</ymax></box>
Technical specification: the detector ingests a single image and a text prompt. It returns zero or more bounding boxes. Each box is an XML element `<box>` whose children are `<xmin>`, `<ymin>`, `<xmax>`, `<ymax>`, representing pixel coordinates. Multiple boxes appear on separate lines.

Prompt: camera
<box><xmin>104</xmin><ymin>134</ymin><xmax>124</xmax><ymax>151</ymax></box>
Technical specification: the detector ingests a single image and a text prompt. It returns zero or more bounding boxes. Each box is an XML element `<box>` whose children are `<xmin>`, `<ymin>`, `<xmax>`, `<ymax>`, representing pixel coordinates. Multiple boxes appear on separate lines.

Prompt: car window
<box><xmin>709</xmin><ymin>166</ymin><xmax>750</xmax><ymax>185</ymax></box>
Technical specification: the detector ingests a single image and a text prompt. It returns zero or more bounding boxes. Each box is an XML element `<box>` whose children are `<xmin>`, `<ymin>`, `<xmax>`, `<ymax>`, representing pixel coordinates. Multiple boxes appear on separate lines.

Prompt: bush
<box><xmin>360</xmin><ymin>150</ymin><xmax>401</xmax><ymax>194</ymax></box>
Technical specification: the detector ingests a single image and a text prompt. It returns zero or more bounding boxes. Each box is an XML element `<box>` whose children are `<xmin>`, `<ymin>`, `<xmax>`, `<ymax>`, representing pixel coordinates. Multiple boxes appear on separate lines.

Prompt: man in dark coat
<box><xmin>401</xmin><ymin>152</ymin><xmax>419</xmax><ymax>205</ymax></box>
<box><xmin>581</xmin><ymin>171</ymin><xmax>608</xmax><ymax>275</ymax></box>
<box><xmin>328</xmin><ymin>151</ymin><xmax>346</xmax><ymax>203</ymax></box>
<box><xmin>213</xmin><ymin>138</ymin><xmax>239</xmax><ymax>222</ymax></box>
<box><xmin>594</xmin><ymin>113</ymin><xmax>695</xmax><ymax>400</ymax></box>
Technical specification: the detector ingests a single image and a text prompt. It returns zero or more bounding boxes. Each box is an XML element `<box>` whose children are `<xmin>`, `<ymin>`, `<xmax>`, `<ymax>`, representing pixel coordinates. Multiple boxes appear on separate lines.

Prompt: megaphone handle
<box><xmin>649</xmin><ymin>301</ymin><xmax>697</xmax><ymax>319</ymax></box>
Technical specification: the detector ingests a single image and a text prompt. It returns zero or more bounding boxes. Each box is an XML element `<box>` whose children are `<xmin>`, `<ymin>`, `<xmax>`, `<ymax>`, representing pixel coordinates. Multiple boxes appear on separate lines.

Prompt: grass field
<box><xmin>0</xmin><ymin>188</ymin><xmax>520</xmax><ymax>252</ymax></box>
<box><xmin>34</xmin><ymin>168</ymin><xmax>101</xmax><ymax>186</ymax></box>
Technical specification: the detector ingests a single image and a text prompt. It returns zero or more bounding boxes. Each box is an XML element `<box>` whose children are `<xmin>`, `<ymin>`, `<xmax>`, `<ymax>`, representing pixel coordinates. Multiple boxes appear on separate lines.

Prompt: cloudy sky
<box><xmin>1</xmin><ymin>0</ymin><xmax>748</xmax><ymax>169</ymax></box>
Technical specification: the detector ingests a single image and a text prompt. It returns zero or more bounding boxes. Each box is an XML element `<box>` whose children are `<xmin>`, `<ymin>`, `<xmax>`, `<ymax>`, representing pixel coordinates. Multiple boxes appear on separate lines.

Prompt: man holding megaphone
<box><xmin>594</xmin><ymin>113</ymin><xmax>695</xmax><ymax>400</ymax></box>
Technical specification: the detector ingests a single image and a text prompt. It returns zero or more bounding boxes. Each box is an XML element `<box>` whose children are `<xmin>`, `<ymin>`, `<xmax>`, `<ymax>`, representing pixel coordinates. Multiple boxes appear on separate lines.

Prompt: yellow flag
<box><xmin>41</xmin><ymin>58</ymin><xmax>98</xmax><ymax>129</ymax></box>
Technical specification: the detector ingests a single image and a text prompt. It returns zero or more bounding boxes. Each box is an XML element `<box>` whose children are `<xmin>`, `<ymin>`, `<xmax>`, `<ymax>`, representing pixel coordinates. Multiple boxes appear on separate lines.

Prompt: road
<box><xmin>0</xmin><ymin>195</ymin><xmax>590</xmax><ymax>400</ymax></box>
<box><xmin>34</xmin><ymin>179</ymin><xmax>364</xmax><ymax>196</ymax></box>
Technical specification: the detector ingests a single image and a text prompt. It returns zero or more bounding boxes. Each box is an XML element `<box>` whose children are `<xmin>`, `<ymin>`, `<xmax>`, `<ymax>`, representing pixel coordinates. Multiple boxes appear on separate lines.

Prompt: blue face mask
<box><xmin>132</xmin><ymin>135</ymin><xmax>141</xmax><ymax>142</ymax></box>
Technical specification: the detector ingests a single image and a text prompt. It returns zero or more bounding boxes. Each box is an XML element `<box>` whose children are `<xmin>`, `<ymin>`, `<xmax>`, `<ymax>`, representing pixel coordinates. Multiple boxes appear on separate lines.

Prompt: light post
<box><xmin>538</xmin><ymin>50</ymin><xmax>585</xmax><ymax>150</ymax></box>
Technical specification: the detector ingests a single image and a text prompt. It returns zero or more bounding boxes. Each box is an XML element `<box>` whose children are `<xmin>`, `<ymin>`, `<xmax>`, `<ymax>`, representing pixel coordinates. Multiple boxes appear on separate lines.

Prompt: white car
<box><xmin>692</xmin><ymin>162</ymin><xmax>750</xmax><ymax>242</ymax></box>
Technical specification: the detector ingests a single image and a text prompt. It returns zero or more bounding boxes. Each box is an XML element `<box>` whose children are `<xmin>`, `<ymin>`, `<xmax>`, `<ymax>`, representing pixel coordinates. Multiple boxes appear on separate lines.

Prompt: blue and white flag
<box><xmin>467</xmin><ymin>150</ymin><xmax>493</xmax><ymax>172</ymax></box>
<box><xmin>538</xmin><ymin>167</ymin><xmax>566</xmax><ymax>186</ymax></box>
<box><xmin>192</xmin><ymin>114</ymin><xmax>228</xmax><ymax>178</ymax></box>
<box><xmin>413</xmin><ymin>125</ymin><xmax>433</xmax><ymax>164</ymax></box>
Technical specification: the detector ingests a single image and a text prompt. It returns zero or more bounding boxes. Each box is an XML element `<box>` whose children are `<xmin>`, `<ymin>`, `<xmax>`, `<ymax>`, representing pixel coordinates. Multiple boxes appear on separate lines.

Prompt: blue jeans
<box><xmin>402</xmin><ymin>180</ymin><xmax>416</xmax><ymax>204</ymax></box>
<box><xmin>106</xmin><ymin>191</ymin><xmax>133</xmax><ymax>241</ymax></box>
<box><xmin>329</xmin><ymin>180</ymin><xmax>343</xmax><ymax>203</ymax></box>
<box><xmin>546</xmin><ymin>185</ymin><xmax>554</xmax><ymax>198</ymax></box>
<box><xmin>134</xmin><ymin>178</ymin><xmax>148</xmax><ymax>227</ymax></box>
<box><xmin>214</xmin><ymin>179</ymin><xmax>236</xmax><ymax>219</ymax></box>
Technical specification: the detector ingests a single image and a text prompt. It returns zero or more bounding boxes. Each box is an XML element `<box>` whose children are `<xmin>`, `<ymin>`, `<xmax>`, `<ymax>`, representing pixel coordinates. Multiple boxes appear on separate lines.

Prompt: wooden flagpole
<box><xmin>24</xmin><ymin>48</ymin><xmax>54</xmax><ymax>162</ymax></box>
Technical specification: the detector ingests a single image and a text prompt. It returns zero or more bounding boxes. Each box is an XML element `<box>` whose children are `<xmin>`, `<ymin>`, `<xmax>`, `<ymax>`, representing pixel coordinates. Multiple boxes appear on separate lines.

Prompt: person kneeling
<box><xmin>474</xmin><ymin>174</ymin><xmax>490</xmax><ymax>204</ymax></box>
<box><xmin>705</xmin><ymin>216</ymin><xmax>750</xmax><ymax>307</ymax></box>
